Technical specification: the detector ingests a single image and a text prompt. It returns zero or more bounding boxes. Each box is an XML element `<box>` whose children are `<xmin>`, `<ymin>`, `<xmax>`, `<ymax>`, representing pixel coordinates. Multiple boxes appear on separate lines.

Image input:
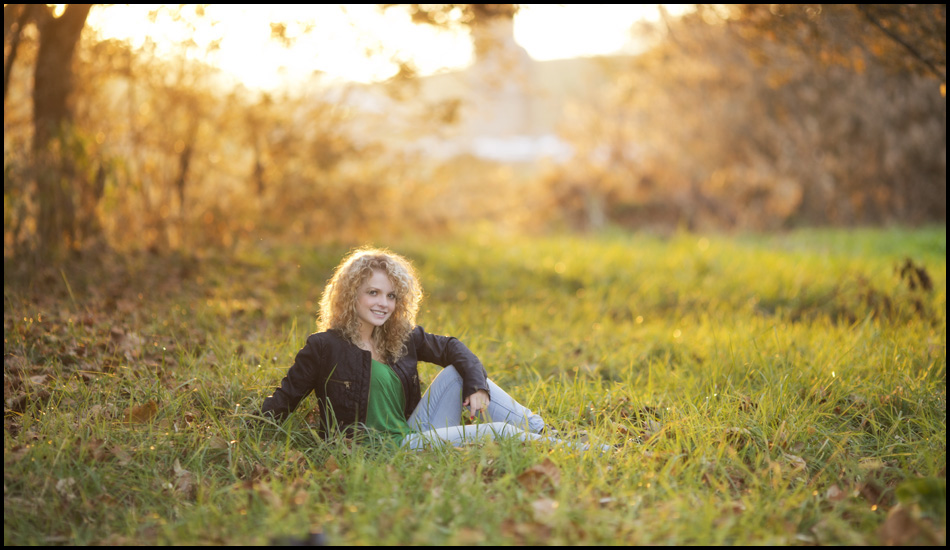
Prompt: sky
<box><xmin>85</xmin><ymin>4</ymin><xmax>691</xmax><ymax>91</ymax></box>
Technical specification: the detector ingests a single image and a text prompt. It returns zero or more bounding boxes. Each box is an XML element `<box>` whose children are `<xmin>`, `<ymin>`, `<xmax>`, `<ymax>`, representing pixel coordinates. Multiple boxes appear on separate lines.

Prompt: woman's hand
<box><xmin>462</xmin><ymin>389</ymin><xmax>490</xmax><ymax>420</ymax></box>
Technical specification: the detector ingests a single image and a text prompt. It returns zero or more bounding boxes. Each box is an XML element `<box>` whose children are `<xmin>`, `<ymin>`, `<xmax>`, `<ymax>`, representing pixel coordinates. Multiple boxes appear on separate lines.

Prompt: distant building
<box><xmin>339</xmin><ymin>16</ymin><xmax>628</xmax><ymax>165</ymax></box>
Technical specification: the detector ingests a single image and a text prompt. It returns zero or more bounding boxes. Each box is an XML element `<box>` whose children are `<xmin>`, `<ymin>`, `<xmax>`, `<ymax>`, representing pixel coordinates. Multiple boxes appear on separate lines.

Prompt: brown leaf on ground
<box><xmin>55</xmin><ymin>477</ymin><xmax>78</xmax><ymax>502</ymax></box>
<box><xmin>4</xmin><ymin>354</ymin><xmax>29</xmax><ymax>373</ymax></box>
<box><xmin>4</xmin><ymin>444</ymin><xmax>30</xmax><ymax>465</ymax></box>
<box><xmin>111</xmin><ymin>328</ymin><xmax>144</xmax><ymax>359</ymax></box>
<box><xmin>122</xmin><ymin>400</ymin><xmax>158</xmax><ymax>423</ymax></box>
<box><xmin>284</xmin><ymin>449</ymin><xmax>309</xmax><ymax>474</ymax></box>
<box><xmin>86</xmin><ymin>438</ymin><xmax>110</xmax><ymax>462</ymax></box>
<box><xmin>783</xmin><ymin>452</ymin><xmax>807</xmax><ymax>471</ymax></box>
<box><xmin>878</xmin><ymin>503</ymin><xmax>943</xmax><ymax>545</ymax></box>
<box><xmin>517</xmin><ymin>458</ymin><xmax>561</xmax><ymax>494</ymax></box>
<box><xmin>531</xmin><ymin>497</ymin><xmax>559</xmax><ymax>523</ymax></box>
<box><xmin>173</xmin><ymin>458</ymin><xmax>197</xmax><ymax>499</ymax></box>
<box><xmin>207</xmin><ymin>435</ymin><xmax>230</xmax><ymax>449</ymax></box>
<box><xmin>859</xmin><ymin>480</ymin><xmax>885</xmax><ymax>507</ymax></box>
<box><xmin>825</xmin><ymin>484</ymin><xmax>847</xmax><ymax>502</ymax></box>
<box><xmin>449</xmin><ymin>527</ymin><xmax>486</xmax><ymax>545</ymax></box>
<box><xmin>250</xmin><ymin>481</ymin><xmax>282</xmax><ymax>507</ymax></box>
<box><xmin>6</xmin><ymin>390</ymin><xmax>51</xmax><ymax>413</ymax></box>
<box><xmin>501</xmin><ymin>518</ymin><xmax>553</xmax><ymax>545</ymax></box>
<box><xmin>28</xmin><ymin>374</ymin><xmax>51</xmax><ymax>386</ymax></box>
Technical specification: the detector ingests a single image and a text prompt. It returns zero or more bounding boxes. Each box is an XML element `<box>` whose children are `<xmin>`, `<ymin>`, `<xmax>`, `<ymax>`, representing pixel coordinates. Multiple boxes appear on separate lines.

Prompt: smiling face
<box><xmin>355</xmin><ymin>269</ymin><xmax>396</xmax><ymax>338</ymax></box>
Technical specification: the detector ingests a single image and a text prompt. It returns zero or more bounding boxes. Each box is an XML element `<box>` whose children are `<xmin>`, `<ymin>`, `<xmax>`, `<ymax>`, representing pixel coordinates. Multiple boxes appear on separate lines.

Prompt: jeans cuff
<box><xmin>527</xmin><ymin>414</ymin><xmax>545</xmax><ymax>434</ymax></box>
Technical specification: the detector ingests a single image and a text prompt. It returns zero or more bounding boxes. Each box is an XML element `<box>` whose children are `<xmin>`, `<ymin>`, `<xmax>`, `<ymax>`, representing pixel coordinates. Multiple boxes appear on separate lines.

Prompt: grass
<box><xmin>3</xmin><ymin>226</ymin><xmax>946</xmax><ymax>545</ymax></box>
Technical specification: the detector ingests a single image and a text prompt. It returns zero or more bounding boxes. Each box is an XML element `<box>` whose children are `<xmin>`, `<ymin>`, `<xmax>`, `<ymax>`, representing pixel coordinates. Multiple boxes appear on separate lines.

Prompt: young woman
<box><xmin>260</xmin><ymin>247</ymin><xmax>607</xmax><ymax>451</ymax></box>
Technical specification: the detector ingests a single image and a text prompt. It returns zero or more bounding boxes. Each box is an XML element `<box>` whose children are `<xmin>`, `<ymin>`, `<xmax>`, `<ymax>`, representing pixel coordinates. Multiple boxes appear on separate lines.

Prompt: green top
<box><xmin>365</xmin><ymin>359</ymin><xmax>411</xmax><ymax>444</ymax></box>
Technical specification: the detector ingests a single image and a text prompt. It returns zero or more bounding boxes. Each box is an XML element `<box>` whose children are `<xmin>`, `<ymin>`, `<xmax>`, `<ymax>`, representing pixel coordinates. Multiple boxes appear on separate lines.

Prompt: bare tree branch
<box><xmin>856</xmin><ymin>4</ymin><xmax>946</xmax><ymax>83</ymax></box>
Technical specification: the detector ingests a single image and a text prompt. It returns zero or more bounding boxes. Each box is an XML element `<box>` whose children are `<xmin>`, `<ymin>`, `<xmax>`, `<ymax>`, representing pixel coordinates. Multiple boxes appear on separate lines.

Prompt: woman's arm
<box><xmin>260</xmin><ymin>334</ymin><xmax>323</xmax><ymax>421</ymax></box>
<box><xmin>411</xmin><ymin>325</ymin><xmax>491</xmax><ymax>406</ymax></box>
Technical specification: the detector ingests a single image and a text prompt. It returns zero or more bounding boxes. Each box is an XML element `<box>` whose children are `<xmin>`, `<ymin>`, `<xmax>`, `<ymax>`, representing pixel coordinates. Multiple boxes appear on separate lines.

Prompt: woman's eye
<box><xmin>388</xmin><ymin>294</ymin><xmax>396</xmax><ymax>300</ymax></box>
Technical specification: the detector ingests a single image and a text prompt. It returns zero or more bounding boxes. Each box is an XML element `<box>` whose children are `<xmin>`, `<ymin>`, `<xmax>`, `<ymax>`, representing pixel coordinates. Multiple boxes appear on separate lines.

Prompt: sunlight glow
<box><xmin>515</xmin><ymin>4</ymin><xmax>687</xmax><ymax>60</ymax></box>
<box><xmin>85</xmin><ymin>4</ymin><xmax>691</xmax><ymax>90</ymax></box>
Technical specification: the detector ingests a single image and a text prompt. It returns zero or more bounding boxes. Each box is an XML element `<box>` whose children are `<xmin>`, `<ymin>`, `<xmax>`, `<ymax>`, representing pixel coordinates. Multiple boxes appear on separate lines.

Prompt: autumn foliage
<box><xmin>2</xmin><ymin>4</ymin><xmax>947</xmax><ymax>257</ymax></box>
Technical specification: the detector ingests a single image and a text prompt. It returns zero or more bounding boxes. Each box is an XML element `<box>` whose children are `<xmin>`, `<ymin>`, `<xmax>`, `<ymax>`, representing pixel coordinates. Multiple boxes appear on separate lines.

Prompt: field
<box><xmin>3</xmin><ymin>226</ymin><xmax>946</xmax><ymax>545</ymax></box>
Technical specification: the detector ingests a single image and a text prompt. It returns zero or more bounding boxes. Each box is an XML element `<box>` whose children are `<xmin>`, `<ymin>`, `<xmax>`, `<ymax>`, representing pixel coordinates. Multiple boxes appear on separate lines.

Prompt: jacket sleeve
<box><xmin>412</xmin><ymin>325</ymin><xmax>491</xmax><ymax>400</ymax></box>
<box><xmin>260</xmin><ymin>334</ymin><xmax>324</xmax><ymax>421</ymax></box>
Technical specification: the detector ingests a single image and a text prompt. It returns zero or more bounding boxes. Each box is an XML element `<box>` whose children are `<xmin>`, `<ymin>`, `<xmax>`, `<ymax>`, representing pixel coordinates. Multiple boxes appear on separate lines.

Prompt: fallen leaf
<box><xmin>111</xmin><ymin>328</ymin><xmax>144</xmax><ymax>359</ymax></box>
<box><xmin>55</xmin><ymin>477</ymin><xmax>77</xmax><ymax>501</ymax></box>
<box><xmin>531</xmin><ymin>497</ymin><xmax>559</xmax><ymax>523</ymax></box>
<box><xmin>598</xmin><ymin>496</ymin><xmax>616</xmax><ymax>508</ymax></box>
<box><xmin>324</xmin><ymin>455</ymin><xmax>340</xmax><ymax>474</ymax></box>
<box><xmin>4</xmin><ymin>354</ymin><xmax>29</xmax><ymax>372</ymax></box>
<box><xmin>4</xmin><ymin>444</ymin><xmax>30</xmax><ymax>464</ymax></box>
<box><xmin>86</xmin><ymin>438</ymin><xmax>109</xmax><ymax>462</ymax></box>
<box><xmin>859</xmin><ymin>480</ymin><xmax>885</xmax><ymax>506</ymax></box>
<box><xmin>826</xmin><ymin>484</ymin><xmax>847</xmax><ymax>502</ymax></box>
<box><xmin>6</xmin><ymin>390</ymin><xmax>51</xmax><ymax>413</ymax></box>
<box><xmin>607</xmin><ymin>418</ymin><xmax>630</xmax><ymax>436</ymax></box>
<box><xmin>251</xmin><ymin>481</ymin><xmax>281</xmax><ymax>507</ymax></box>
<box><xmin>246</xmin><ymin>463</ymin><xmax>271</xmax><ymax>482</ymax></box>
<box><xmin>878</xmin><ymin>503</ymin><xmax>942</xmax><ymax>545</ymax></box>
<box><xmin>291</xmin><ymin>489</ymin><xmax>308</xmax><ymax>507</ymax></box>
<box><xmin>123</xmin><ymin>400</ymin><xmax>158</xmax><ymax>423</ymax></box>
<box><xmin>173</xmin><ymin>458</ymin><xmax>196</xmax><ymax>499</ymax></box>
<box><xmin>450</xmin><ymin>527</ymin><xmax>486</xmax><ymax>545</ymax></box>
<box><xmin>86</xmin><ymin>404</ymin><xmax>115</xmax><ymax>421</ymax></box>
<box><xmin>28</xmin><ymin>374</ymin><xmax>50</xmax><ymax>386</ymax></box>
<box><xmin>517</xmin><ymin>458</ymin><xmax>560</xmax><ymax>494</ymax></box>
<box><xmin>207</xmin><ymin>435</ymin><xmax>230</xmax><ymax>449</ymax></box>
<box><xmin>783</xmin><ymin>452</ymin><xmax>807</xmax><ymax>470</ymax></box>
<box><xmin>501</xmin><ymin>518</ymin><xmax>552</xmax><ymax>545</ymax></box>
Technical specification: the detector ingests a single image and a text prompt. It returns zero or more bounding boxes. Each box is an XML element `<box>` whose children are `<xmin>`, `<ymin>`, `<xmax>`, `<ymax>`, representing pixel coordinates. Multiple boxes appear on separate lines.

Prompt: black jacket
<box><xmin>260</xmin><ymin>325</ymin><xmax>490</xmax><ymax>436</ymax></box>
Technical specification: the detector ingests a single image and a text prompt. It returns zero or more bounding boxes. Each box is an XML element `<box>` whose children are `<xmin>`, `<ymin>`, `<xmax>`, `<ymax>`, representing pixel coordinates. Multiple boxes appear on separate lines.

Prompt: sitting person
<box><xmin>260</xmin><ymin>247</ymin><xmax>608</xmax><ymax>452</ymax></box>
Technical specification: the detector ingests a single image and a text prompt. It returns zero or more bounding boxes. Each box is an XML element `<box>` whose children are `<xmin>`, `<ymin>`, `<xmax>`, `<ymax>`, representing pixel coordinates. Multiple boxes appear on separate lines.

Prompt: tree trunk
<box><xmin>32</xmin><ymin>4</ymin><xmax>92</xmax><ymax>152</ymax></box>
<box><xmin>30</xmin><ymin>4</ymin><xmax>92</xmax><ymax>255</ymax></box>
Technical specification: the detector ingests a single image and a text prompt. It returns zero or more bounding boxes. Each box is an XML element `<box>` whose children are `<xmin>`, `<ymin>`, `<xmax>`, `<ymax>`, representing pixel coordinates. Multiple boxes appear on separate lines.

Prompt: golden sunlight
<box><xmin>515</xmin><ymin>4</ymin><xmax>689</xmax><ymax>60</ymax></box>
<box><xmin>84</xmin><ymin>4</ymin><xmax>689</xmax><ymax>91</ymax></box>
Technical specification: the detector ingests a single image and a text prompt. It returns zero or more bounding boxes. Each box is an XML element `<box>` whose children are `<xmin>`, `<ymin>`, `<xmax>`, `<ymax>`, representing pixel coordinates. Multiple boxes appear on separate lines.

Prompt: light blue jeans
<box><xmin>400</xmin><ymin>365</ymin><xmax>609</xmax><ymax>452</ymax></box>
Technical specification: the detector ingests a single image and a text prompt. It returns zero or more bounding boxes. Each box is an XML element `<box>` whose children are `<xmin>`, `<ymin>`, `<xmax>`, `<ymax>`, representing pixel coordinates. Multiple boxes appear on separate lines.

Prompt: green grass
<box><xmin>4</xmin><ymin>226</ymin><xmax>946</xmax><ymax>545</ymax></box>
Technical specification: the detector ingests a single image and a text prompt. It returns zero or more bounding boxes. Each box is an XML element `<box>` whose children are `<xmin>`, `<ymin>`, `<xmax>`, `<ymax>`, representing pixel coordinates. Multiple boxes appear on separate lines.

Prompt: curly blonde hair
<box><xmin>317</xmin><ymin>247</ymin><xmax>422</xmax><ymax>363</ymax></box>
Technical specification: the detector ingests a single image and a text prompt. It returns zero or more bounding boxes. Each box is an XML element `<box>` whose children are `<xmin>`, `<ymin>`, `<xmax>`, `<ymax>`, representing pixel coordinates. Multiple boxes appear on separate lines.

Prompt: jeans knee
<box><xmin>435</xmin><ymin>364</ymin><xmax>463</xmax><ymax>387</ymax></box>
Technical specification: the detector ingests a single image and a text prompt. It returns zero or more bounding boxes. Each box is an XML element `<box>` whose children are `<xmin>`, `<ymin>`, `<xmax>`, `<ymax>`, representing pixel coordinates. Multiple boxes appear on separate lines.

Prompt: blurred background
<box><xmin>3</xmin><ymin>4</ymin><xmax>946</xmax><ymax>259</ymax></box>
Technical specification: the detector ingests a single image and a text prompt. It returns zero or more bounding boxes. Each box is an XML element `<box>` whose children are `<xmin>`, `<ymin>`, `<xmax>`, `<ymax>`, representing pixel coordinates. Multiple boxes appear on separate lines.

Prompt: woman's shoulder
<box><xmin>305</xmin><ymin>329</ymin><xmax>349</xmax><ymax>349</ymax></box>
<box><xmin>407</xmin><ymin>324</ymin><xmax>430</xmax><ymax>341</ymax></box>
<box><xmin>406</xmin><ymin>325</ymin><xmax>460</xmax><ymax>348</ymax></box>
